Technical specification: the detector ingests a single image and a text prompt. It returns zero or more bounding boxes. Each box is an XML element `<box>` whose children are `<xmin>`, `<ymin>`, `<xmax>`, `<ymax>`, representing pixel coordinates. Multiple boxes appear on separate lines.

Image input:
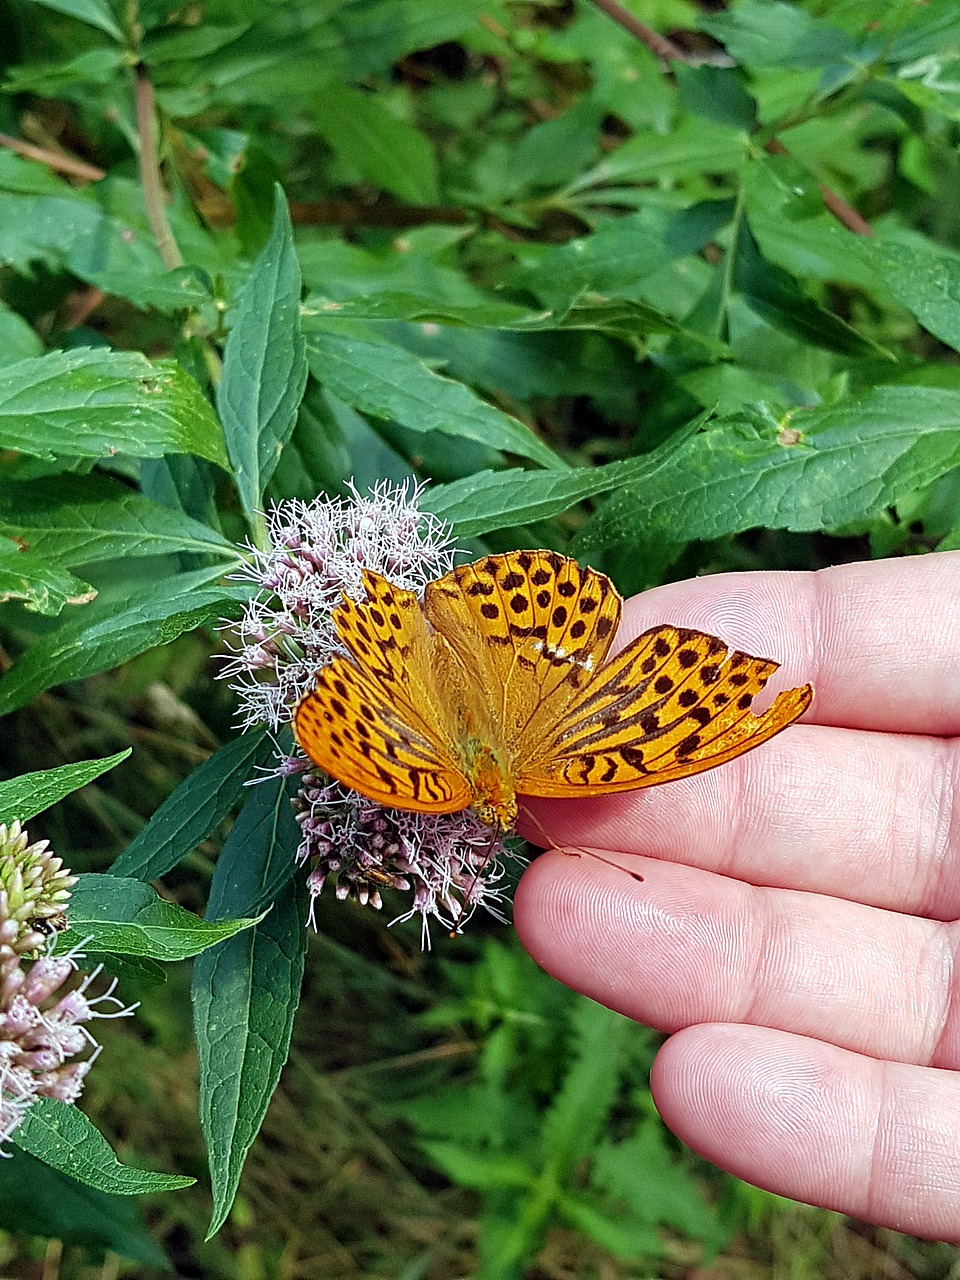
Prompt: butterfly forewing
<box><xmin>425</xmin><ymin>551</ymin><xmax>622</xmax><ymax>746</ymax></box>
<box><xmin>518</xmin><ymin>624</ymin><xmax>813</xmax><ymax>795</ymax></box>
<box><xmin>294</xmin><ymin>574</ymin><xmax>472</xmax><ymax>813</ymax></box>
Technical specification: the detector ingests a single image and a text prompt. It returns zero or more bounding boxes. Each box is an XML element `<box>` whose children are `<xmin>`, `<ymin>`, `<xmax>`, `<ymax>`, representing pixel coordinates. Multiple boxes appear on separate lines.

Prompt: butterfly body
<box><xmin>293</xmin><ymin>551</ymin><xmax>813</xmax><ymax>827</ymax></box>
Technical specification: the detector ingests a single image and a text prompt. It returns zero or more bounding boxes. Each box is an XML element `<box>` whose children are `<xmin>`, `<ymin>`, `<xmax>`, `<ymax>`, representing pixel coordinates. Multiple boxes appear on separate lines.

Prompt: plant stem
<box><xmin>135</xmin><ymin>64</ymin><xmax>183</xmax><ymax>270</ymax></box>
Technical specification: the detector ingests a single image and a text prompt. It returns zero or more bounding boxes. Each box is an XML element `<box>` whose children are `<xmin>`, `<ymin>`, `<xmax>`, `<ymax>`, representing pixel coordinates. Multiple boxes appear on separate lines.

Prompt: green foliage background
<box><xmin>0</xmin><ymin>0</ymin><xmax>958</xmax><ymax>1274</ymax></box>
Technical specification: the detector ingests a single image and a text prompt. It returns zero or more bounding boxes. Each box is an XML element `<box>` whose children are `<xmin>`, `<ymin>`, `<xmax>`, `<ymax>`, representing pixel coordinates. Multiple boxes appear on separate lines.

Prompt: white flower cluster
<box><xmin>223</xmin><ymin>481</ymin><xmax>510</xmax><ymax>940</ymax></box>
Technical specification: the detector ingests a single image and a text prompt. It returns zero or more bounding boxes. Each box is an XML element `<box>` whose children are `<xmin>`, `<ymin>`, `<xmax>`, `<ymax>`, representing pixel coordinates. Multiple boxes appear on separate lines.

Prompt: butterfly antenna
<box><xmin>516</xmin><ymin>803</ymin><xmax>645</xmax><ymax>885</ymax></box>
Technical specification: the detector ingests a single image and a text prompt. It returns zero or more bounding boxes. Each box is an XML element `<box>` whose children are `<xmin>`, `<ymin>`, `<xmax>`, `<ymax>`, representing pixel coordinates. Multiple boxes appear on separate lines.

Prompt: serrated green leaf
<box><xmin>217</xmin><ymin>189</ymin><xmax>308</xmax><ymax>521</ymax></box>
<box><xmin>512</xmin><ymin>209</ymin><xmax>674</xmax><ymax>310</ymax></box>
<box><xmin>0</xmin><ymin>168</ymin><xmax>224</xmax><ymax>311</ymax></box>
<box><xmin>558</xmin><ymin>1193</ymin><xmax>662</xmax><ymax>1259</ymax></box>
<box><xmin>304</xmin><ymin>326</ymin><xmax>563</xmax><ymax>469</ymax></box>
<box><xmin>574</xmin><ymin>387</ymin><xmax>960</xmax><ymax>551</ymax></box>
<box><xmin>591</xmin><ymin>1122</ymin><xmax>724</xmax><ymax>1244</ymax></box>
<box><xmin>0</xmin><ymin>348</ymin><xmax>229</xmax><ymax>468</ymax></box>
<box><xmin>110</xmin><ymin>729</ymin><xmax>274</xmax><ymax>882</ymax></box>
<box><xmin>850</xmin><ymin>229</ymin><xmax>960</xmax><ymax>353</ymax></box>
<box><xmin>193</xmin><ymin>773</ymin><xmax>306</xmax><ymax>1236</ymax></box>
<box><xmin>59</xmin><ymin>875</ymin><xmax>261</xmax><ymax>960</ymax></box>
<box><xmin>314</xmin><ymin>84</ymin><xmax>439</xmax><ymax>204</ymax></box>
<box><xmin>0</xmin><ymin>542</ymin><xmax>95</xmax><ymax>615</ymax></box>
<box><xmin>0</xmin><ymin>750</ymin><xmax>131</xmax><ymax>825</ymax></box>
<box><xmin>0</xmin><ymin>1148</ymin><xmax>168</xmax><ymax>1267</ymax></box>
<box><xmin>14</xmin><ymin>1099</ymin><xmax>194</xmax><ymax>1194</ymax></box>
<box><xmin>0</xmin><ymin>567</ymin><xmax>246</xmax><ymax>715</ymax></box>
<box><xmin>303</xmin><ymin>291</ymin><xmax>721</xmax><ymax>350</ymax></box>
<box><xmin>541</xmin><ymin>999</ymin><xmax>624</xmax><ymax>1173</ymax></box>
<box><xmin>0</xmin><ymin>473</ymin><xmax>239</xmax><ymax>568</ymax></box>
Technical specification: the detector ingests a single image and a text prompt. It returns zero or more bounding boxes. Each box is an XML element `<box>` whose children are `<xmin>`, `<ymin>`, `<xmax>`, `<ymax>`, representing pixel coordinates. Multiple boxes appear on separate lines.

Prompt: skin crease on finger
<box><xmin>513</xmin><ymin>554</ymin><xmax>960</xmax><ymax>1241</ymax></box>
<box><xmin>514</xmin><ymin>851</ymin><xmax>960</xmax><ymax>1243</ymax></box>
<box><xmin>652</xmin><ymin>1023</ymin><xmax>960</xmax><ymax>1244</ymax></box>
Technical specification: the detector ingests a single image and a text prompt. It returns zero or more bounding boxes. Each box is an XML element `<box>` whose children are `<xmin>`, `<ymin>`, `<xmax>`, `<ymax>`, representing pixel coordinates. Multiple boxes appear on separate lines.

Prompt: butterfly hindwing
<box><xmin>294</xmin><ymin>571</ymin><xmax>472</xmax><ymax>813</ymax></box>
<box><xmin>519</xmin><ymin>624</ymin><xmax>813</xmax><ymax>796</ymax></box>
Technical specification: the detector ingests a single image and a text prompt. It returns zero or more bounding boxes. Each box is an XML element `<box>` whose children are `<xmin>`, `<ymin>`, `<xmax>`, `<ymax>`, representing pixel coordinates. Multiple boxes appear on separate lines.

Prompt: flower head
<box><xmin>0</xmin><ymin>821</ymin><xmax>75</xmax><ymax>956</ymax></box>
<box><xmin>0</xmin><ymin>821</ymin><xmax>134</xmax><ymax>1146</ymax></box>
<box><xmin>223</xmin><ymin>480</ymin><xmax>510</xmax><ymax>939</ymax></box>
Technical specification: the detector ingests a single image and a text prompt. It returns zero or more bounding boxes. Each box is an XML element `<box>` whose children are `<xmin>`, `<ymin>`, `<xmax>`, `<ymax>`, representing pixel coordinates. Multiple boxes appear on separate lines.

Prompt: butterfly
<box><xmin>293</xmin><ymin>551</ymin><xmax>813</xmax><ymax>829</ymax></box>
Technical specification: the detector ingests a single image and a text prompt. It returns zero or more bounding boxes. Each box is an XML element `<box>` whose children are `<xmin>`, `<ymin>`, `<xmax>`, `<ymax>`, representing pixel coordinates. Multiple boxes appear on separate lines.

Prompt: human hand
<box><xmin>515</xmin><ymin>551</ymin><xmax>960</xmax><ymax>1243</ymax></box>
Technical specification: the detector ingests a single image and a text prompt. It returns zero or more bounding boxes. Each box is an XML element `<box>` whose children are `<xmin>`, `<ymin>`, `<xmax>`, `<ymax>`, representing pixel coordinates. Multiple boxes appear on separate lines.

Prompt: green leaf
<box><xmin>303</xmin><ymin>291</ymin><xmax>719</xmax><ymax>349</ymax></box>
<box><xmin>700</xmin><ymin>1</ymin><xmax>858</xmax><ymax>69</ymax></box>
<box><xmin>110</xmin><ymin>729</ymin><xmax>274</xmax><ymax>882</ymax></box>
<box><xmin>591</xmin><ymin>1121</ymin><xmax>724</xmax><ymax>1245</ymax></box>
<box><xmin>850</xmin><ymin>229</ymin><xmax>960</xmax><ymax>353</ymax></box>
<box><xmin>418</xmin><ymin>1143</ymin><xmax>536</xmax><ymax>1192</ymax></box>
<box><xmin>423</xmin><ymin>461</ymin><xmax>634</xmax><ymax>537</ymax></box>
<box><xmin>504</xmin><ymin>100</ymin><xmax>603</xmax><ymax>198</ymax></box>
<box><xmin>0</xmin><ymin>567</ymin><xmax>245</xmax><ymax>715</ymax></box>
<box><xmin>59</xmin><ymin>874</ymin><xmax>261</xmax><ymax>960</ymax></box>
<box><xmin>14</xmin><ymin>1099</ymin><xmax>194</xmax><ymax>1194</ymax></box>
<box><xmin>570</xmin><ymin>118</ymin><xmax>747</xmax><ymax>192</ymax></box>
<box><xmin>193</xmin><ymin>773</ymin><xmax>306</xmax><ymax>1236</ymax></box>
<box><xmin>0</xmin><ymin>750</ymin><xmax>131</xmax><ymax>825</ymax></box>
<box><xmin>0</xmin><ymin>348</ymin><xmax>229</xmax><ymax>468</ymax></box>
<box><xmin>0</xmin><ymin>473</ymin><xmax>239</xmax><ymax>568</ymax></box>
<box><xmin>512</xmin><ymin>209</ymin><xmax>674</xmax><ymax>310</ymax></box>
<box><xmin>0</xmin><ymin>302</ymin><xmax>42</xmax><ymax>364</ymax></box>
<box><xmin>541</xmin><ymin>1000</ymin><xmax>625</xmax><ymax>1173</ymax></box>
<box><xmin>675</xmin><ymin>64</ymin><xmax>757</xmax><ymax>131</ymax></box>
<box><xmin>741</xmin><ymin>158</ymin><xmax>879</xmax><ymax>288</ymax></box>
<box><xmin>217</xmin><ymin>189</ymin><xmax>308</xmax><ymax>521</ymax></box>
<box><xmin>733</xmin><ymin>219</ymin><xmax>889</xmax><ymax>358</ymax></box>
<box><xmin>304</xmin><ymin>326</ymin><xmax>563</xmax><ymax>469</ymax></box>
<box><xmin>0</xmin><ymin>1148</ymin><xmax>168</xmax><ymax>1267</ymax></box>
<box><xmin>574</xmin><ymin>387</ymin><xmax>960</xmax><ymax>550</ymax></box>
<box><xmin>314</xmin><ymin>84</ymin><xmax>440</xmax><ymax>204</ymax></box>
<box><xmin>558</xmin><ymin>1193</ymin><xmax>662</xmax><ymax>1259</ymax></box>
<box><xmin>27</xmin><ymin>0</ymin><xmax>122</xmax><ymax>39</ymax></box>
<box><xmin>0</xmin><ymin>542</ymin><xmax>96</xmax><ymax>615</ymax></box>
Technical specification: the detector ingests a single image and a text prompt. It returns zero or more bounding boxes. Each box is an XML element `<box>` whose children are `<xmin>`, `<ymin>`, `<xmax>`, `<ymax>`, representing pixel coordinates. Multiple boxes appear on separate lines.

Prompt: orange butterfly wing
<box><xmin>518</xmin><ymin>623</ymin><xmax>813</xmax><ymax>796</ymax></box>
<box><xmin>293</xmin><ymin>570</ymin><xmax>472</xmax><ymax>813</ymax></box>
<box><xmin>424</xmin><ymin>550</ymin><xmax>622</xmax><ymax>747</ymax></box>
<box><xmin>425</xmin><ymin>550</ymin><xmax>812</xmax><ymax>799</ymax></box>
<box><xmin>295</xmin><ymin>551</ymin><xmax>813</xmax><ymax>821</ymax></box>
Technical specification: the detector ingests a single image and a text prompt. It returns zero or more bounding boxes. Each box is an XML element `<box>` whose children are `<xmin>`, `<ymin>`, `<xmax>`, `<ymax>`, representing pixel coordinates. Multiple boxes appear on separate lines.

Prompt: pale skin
<box><xmin>514</xmin><ymin>550</ymin><xmax>960</xmax><ymax>1243</ymax></box>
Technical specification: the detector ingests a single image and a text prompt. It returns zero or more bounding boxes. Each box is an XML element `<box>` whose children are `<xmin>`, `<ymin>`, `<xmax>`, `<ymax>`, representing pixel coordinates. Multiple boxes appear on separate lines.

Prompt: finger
<box><xmin>514</xmin><ymin>851</ymin><xmax>960</xmax><ymax>1068</ymax></box>
<box><xmin>519</xmin><ymin>724</ymin><xmax>960</xmax><ymax>918</ymax></box>
<box><xmin>613</xmin><ymin>550</ymin><xmax>960</xmax><ymax>735</ymax></box>
<box><xmin>652</xmin><ymin>1024</ymin><xmax>960</xmax><ymax>1243</ymax></box>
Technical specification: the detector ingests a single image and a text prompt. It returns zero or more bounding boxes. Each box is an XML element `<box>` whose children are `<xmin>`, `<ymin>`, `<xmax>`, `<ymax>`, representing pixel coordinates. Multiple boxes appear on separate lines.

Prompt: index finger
<box><xmin>518</xmin><ymin>552</ymin><xmax>960</xmax><ymax>915</ymax></box>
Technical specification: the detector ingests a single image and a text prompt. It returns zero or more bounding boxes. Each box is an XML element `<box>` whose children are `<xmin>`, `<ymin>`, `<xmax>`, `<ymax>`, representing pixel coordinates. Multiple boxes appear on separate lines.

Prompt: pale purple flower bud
<box><xmin>0</xmin><ymin>823</ymin><xmax>135</xmax><ymax>1146</ymax></box>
